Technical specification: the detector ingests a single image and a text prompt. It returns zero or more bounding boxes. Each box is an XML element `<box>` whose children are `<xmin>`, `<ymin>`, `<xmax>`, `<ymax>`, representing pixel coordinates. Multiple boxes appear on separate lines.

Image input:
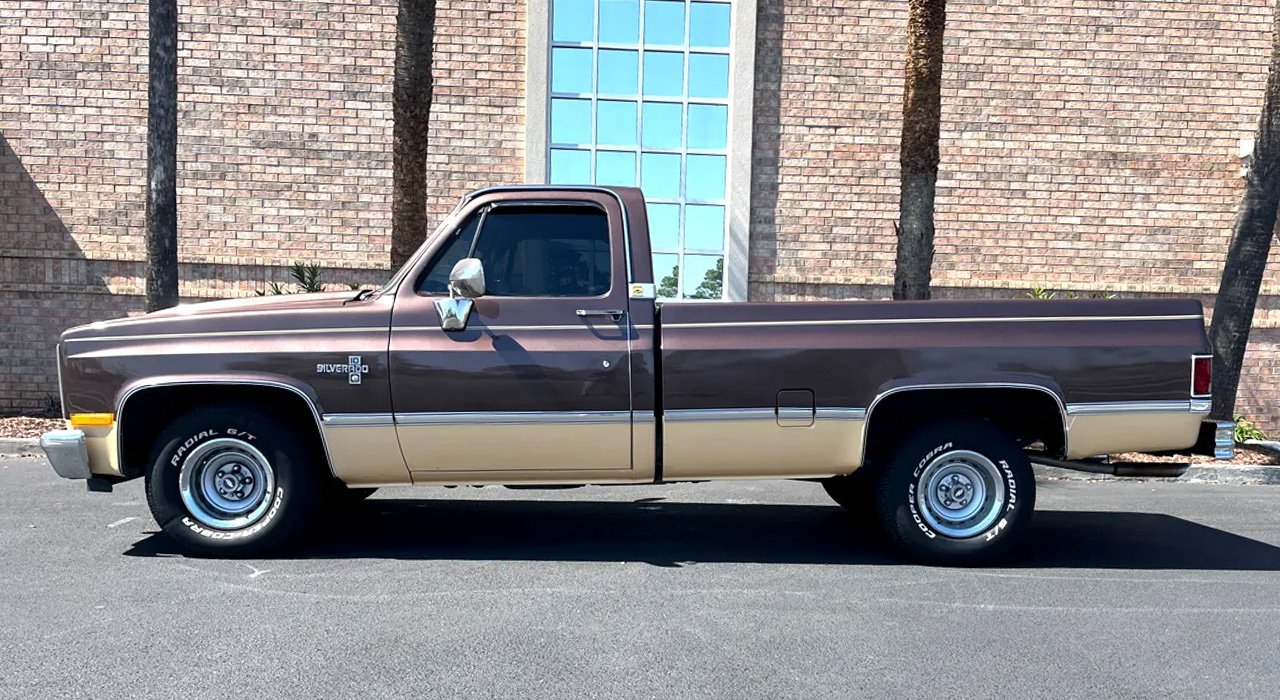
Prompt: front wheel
<box><xmin>874</xmin><ymin>418</ymin><xmax>1035</xmax><ymax>565</ymax></box>
<box><xmin>144</xmin><ymin>404</ymin><xmax>322</xmax><ymax>557</ymax></box>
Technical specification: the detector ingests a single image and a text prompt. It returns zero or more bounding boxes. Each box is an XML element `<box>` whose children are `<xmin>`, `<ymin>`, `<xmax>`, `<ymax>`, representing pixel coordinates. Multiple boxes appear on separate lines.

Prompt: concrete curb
<box><xmin>1035</xmin><ymin>463</ymin><xmax>1280</xmax><ymax>485</ymax></box>
<box><xmin>0</xmin><ymin>438</ymin><xmax>41</xmax><ymax>457</ymax></box>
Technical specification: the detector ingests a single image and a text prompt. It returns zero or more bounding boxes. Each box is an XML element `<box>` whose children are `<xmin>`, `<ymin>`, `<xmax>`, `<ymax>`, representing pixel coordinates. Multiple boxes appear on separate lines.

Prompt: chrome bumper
<box><xmin>1212</xmin><ymin>420</ymin><xmax>1236</xmax><ymax>460</ymax></box>
<box><xmin>40</xmin><ymin>429</ymin><xmax>91</xmax><ymax>480</ymax></box>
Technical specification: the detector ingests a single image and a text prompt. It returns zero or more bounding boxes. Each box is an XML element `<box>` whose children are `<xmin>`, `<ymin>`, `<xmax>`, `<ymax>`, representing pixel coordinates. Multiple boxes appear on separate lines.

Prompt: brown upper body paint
<box><xmin>54</xmin><ymin>186</ymin><xmax>1211</xmax><ymax>481</ymax></box>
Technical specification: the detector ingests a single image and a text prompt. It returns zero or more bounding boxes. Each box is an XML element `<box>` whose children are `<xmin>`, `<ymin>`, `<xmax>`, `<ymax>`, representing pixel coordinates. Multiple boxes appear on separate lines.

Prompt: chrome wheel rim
<box><xmin>916</xmin><ymin>449</ymin><xmax>1005</xmax><ymax>538</ymax></box>
<box><xmin>178</xmin><ymin>438</ymin><xmax>276</xmax><ymax>530</ymax></box>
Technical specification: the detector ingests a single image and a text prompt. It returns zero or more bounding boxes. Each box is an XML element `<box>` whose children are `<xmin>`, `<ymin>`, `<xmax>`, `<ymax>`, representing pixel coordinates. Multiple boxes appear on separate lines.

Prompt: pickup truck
<box><xmin>41</xmin><ymin>185</ymin><xmax>1233</xmax><ymax>565</ymax></box>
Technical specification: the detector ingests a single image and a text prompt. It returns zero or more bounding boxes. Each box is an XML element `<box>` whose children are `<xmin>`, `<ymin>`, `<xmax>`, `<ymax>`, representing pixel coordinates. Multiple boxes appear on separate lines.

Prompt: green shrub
<box><xmin>1235</xmin><ymin>416</ymin><xmax>1268</xmax><ymax>443</ymax></box>
<box><xmin>257</xmin><ymin>262</ymin><xmax>353</xmax><ymax>296</ymax></box>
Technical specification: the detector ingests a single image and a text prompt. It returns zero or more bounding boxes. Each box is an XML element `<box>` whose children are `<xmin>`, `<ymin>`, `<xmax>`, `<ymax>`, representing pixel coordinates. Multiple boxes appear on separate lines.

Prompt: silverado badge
<box><xmin>317</xmin><ymin>356</ymin><xmax>369</xmax><ymax>385</ymax></box>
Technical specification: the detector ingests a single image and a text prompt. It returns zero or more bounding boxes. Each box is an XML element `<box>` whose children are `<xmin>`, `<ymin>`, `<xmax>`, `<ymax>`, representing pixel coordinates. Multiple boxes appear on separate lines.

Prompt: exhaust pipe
<box><xmin>1027</xmin><ymin>454</ymin><xmax>1189</xmax><ymax>478</ymax></box>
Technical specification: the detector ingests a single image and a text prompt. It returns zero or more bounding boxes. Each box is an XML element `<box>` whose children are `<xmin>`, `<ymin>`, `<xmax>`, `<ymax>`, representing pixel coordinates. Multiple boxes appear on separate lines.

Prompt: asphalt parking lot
<box><xmin>3</xmin><ymin>455</ymin><xmax>1280</xmax><ymax>699</ymax></box>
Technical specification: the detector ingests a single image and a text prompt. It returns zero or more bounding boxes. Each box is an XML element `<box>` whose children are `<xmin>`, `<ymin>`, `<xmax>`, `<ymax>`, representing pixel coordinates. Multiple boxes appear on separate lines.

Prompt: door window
<box><xmin>417</xmin><ymin>204</ymin><xmax>612</xmax><ymax>298</ymax></box>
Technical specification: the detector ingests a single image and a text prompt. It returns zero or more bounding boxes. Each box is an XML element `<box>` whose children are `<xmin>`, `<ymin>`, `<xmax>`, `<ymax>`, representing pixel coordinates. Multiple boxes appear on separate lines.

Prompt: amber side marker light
<box><xmin>69</xmin><ymin>413</ymin><xmax>115</xmax><ymax>428</ymax></box>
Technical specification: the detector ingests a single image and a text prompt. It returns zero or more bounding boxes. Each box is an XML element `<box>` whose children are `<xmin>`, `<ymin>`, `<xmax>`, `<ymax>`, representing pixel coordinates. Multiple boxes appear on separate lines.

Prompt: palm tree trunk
<box><xmin>893</xmin><ymin>0</ymin><xmax>947</xmax><ymax>301</ymax></box>
<box><xmin>1209</xmin><ymin>2</ymin><xmax>1280</xmax><ymax>421</ymax></box>
<box><xmin>391</xmin><ymin>0</ymin><xmax>437</xmax><ymax>271</ymax></box>
<box><xmin>145</xmin><ymin>0</ymin><xmax>179</xmax><ymax>312</ymax></box>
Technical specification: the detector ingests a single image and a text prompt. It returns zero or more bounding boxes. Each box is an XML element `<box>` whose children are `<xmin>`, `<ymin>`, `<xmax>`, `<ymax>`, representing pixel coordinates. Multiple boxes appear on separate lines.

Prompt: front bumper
<box><xmin>40</xmin><ymin>429</ymin><xmax>91</xmax><ymax>480</ymax></box>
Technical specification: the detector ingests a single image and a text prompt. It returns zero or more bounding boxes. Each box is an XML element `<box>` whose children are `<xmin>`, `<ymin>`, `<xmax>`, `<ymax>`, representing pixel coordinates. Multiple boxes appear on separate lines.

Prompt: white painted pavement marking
<box><xmin>106</xmin><ymin>517</ymin><xmax>136</xmax><ymax>528</ymax></box>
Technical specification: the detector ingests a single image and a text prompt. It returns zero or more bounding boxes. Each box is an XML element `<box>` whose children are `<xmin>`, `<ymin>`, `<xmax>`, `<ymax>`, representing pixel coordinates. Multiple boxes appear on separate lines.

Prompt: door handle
<box><xmin>576</xmin><ymin>309</ymin><xmax>626</xmax><ymax>321</ymax></box>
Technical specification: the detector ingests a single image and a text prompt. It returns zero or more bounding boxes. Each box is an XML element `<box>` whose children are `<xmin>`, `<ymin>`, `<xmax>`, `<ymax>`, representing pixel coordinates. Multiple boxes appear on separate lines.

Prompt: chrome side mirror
<box><xmin>448</xmin><ymin>258</ymin><xmax>485</xmax><ymax>299</ymax></box>
<box><xmin>434</xmin><ymin>258</ymin><xmax>484</xmax><ymax>331</ymax></box>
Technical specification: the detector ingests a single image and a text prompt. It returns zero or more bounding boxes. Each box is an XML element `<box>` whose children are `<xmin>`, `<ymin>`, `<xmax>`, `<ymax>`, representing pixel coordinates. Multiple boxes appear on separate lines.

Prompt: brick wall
<box><xmin>4</xmin><ymin>0</ymin><xmax>1280</xmax><ymax>429</ymax></box>
<box><xmin>750</xmin><ymin>0</ymin><xmax>1280</xmax><ymax>429</ymax></box>
<box><xmin>0</xmin><ymin>0</ymin><xmax>525</xmax><ymax>413</ymax></box>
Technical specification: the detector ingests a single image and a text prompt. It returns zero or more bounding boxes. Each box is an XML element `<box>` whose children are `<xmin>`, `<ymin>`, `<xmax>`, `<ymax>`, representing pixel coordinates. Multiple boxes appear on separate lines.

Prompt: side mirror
<box><xmin>448</xmin><ymin>258</ymin><xmax>485</xmax><ymax>299</ymax></box>
<box><xmin>434</xmin><ymin>258</ymin><xmax>484</xmax><ymax>331</ymax></box>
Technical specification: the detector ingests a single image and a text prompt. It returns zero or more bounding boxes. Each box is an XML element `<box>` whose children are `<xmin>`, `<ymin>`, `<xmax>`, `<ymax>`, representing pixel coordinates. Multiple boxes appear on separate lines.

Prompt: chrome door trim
<box><xmin>394</xmin><ymin>410</ymin><xmax>633</xmax><ymax>426</ymax></box>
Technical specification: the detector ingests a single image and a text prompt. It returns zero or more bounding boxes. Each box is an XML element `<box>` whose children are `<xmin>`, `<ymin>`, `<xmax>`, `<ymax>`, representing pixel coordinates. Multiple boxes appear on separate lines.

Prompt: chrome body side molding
<box><xmin>1065</xmin><ymin>401</ymin><xmax>1206</xmax><ymax>416</ymax></box>
<box><xmin>663</xmin><ymin>408</ymin><xmax>777</xmax><ymax>422</ymax></box>
<box><xmin>393</xmin><ymin>410</ymin><xmax>633</xmax><ymax>426</ymax></box>
<box><xmin>322</xmin><ymin>413</ymin><xmax>396</xmax><ymax>428</ymax></box>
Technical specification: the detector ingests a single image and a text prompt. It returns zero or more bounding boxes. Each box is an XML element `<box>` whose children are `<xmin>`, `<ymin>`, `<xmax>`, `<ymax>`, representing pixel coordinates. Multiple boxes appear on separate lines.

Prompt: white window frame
<box><xmin>526</xmin><ymin>0</ymin><xmax>755</xmax><ymax>301</ymax></box>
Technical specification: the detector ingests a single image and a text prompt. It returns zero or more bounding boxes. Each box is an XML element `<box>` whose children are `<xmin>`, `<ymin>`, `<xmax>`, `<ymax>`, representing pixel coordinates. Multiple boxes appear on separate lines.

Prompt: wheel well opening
<box><xmin>117</xmin><ymin>384</ymin><xmax>330</xmax><ymax>478</ymax></box>
<box><xmin>863</xmin><ymin>388</ymin><xmax>1066</xmax><ymax>465</ymax></box>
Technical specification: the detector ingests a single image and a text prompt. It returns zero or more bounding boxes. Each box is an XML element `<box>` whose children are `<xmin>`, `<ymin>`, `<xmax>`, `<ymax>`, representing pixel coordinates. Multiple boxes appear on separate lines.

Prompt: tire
<box><xmin>144</xmin><ymin>403</ymin><xmax>322</xmax><ymax>557</ymax></box>
<box><xmin>874</xmin><ymin>418</ymin><xmax>1035</xmax><ymax>566</ymax></box>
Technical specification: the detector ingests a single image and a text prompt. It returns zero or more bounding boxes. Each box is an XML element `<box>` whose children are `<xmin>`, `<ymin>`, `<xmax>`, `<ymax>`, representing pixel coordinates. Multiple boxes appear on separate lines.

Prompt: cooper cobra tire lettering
<box><xmin>178</xmin><ymin>488</ymin><xmax>285</xmax><ymax>541</ymax></box>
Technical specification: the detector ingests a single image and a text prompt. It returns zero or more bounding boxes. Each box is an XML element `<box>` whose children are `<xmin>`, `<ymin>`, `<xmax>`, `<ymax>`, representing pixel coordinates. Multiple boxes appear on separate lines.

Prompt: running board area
<box><xmin>1027</xmin><ymin>454</ymin><xmax>1189</xmax><ymax>478</ymax></box>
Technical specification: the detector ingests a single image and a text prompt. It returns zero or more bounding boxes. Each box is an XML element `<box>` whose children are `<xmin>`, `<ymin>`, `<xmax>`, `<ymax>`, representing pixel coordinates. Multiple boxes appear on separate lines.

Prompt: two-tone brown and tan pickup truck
<box><xmin>41</xmin><ymin>185</ymin><xmax>1233</xmax><ymax>564</ymax></box>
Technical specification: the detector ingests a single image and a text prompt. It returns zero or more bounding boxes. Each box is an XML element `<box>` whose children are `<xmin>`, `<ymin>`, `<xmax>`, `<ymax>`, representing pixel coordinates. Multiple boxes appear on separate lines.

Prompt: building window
<box><xmin>548</xmin><ymin>0</ymin><xmax>732</xmax><ymax>299</ymax></box>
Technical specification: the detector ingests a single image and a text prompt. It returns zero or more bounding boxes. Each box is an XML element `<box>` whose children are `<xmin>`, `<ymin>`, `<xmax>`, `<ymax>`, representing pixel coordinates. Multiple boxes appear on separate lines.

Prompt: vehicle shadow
<box><xmin>123</xmin><ymin>498</ymin><xmax>1280</xmax><ymax>571</ymax></box>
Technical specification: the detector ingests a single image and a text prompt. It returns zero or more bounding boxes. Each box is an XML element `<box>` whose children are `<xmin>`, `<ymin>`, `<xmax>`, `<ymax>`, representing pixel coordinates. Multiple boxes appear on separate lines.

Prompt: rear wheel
<box><xmin>144</xmin><ymin>403</ymin><xmax>322</xmax><ymax>557</ymax></box>
<box><xmin>874</xmin><ymin>418</ymin><xmax>1035</xmax><ymax>565</ymax></box>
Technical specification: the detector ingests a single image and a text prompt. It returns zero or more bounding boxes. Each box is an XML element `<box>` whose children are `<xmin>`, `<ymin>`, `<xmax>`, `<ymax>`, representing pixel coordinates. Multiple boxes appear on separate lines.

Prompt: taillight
<box><xmin>1192</xmin><ymin>355</ymin><xmax>1212</xmax><ymax>397</ymax></box>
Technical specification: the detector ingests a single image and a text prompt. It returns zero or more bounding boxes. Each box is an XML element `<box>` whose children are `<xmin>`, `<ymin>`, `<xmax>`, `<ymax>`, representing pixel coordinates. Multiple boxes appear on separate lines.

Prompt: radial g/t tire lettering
<box><xmin>873</xmin><ymin>418</ymin><xmax>1036</xmax><ymax>565</ymax></box>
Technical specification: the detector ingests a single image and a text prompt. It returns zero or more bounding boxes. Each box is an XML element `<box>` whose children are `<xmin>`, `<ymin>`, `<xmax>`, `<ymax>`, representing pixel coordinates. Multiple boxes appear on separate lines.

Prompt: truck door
<box><xmin>388</xmin><ymin>190</ymin><xmax>636</xmax><ymax>478</ymax></box>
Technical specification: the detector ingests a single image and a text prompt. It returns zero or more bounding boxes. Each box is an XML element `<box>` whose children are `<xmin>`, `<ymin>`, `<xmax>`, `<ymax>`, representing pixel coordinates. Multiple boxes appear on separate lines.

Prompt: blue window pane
<box><xmin>688</xmin><ymin>53</ymin><xmax>728</xmax><ymax>99</ymax></box>
<box><xmin>689</xmin><ymin>3</ymin><xmax>730</xmax><ymax>48</ymax></box>
<box><xmin>550</xmin><ymin>148</ymin><xmax>591</xmax><ymax>184</ymax></box>
<box><xmin>552</xmin><ymin>48</ymin><xmax>593</xmax><ymax>93</ymax></box>
<box><xmin>550</xmin><ymin>98</ymin><xmax>592</xmax><ymax>145</ymax></box>
<box><xmin>683</xmin><ymin>255</ymin><xmax>723</xmax><ymax>299</ymax></box>
<box><xmin>654</xmin><ymin>253</ymin><xmax>680</xmax><ymax>299</ymax></box>
<box><xmin>647</xmin><ymin>203</ymin><xmax>680</xmax><ymax>251</ymax></box>
<box><xmin>686</xmin><ymin>154</ymin><xmax>726</xmax><ymax>200</ymax></box>
<box><xmin>552</xmin><ymin>0</ymin><xmax>594</xmax><ymax>43</ymax></box>
<box><xmin>597</xmin><ymin>100</ymin><xmax>638</xmax><ymax>146</ymax></box>
<box><xmin>640</xmin><ymin>152</ymin><xmax>680</xmax><ymax>199</ymax></box>
<box><xmin>643</xmin><ymin>52</ymin><xmax>683</xmax><ymax>97</ymax></box>
<box><xmin>684</xmin><ymin>205</ymin><xmax>724</xmax><ymax>251</ymax></box>
<box><xmin>644</xmin><ymin>1</ymin><xmax>685</xmax><ymax>46</ymax></box>
<box><xmin>598</xmin><ymin>49</ymin><xmax>639</xmax><ymax>96</ymax></box>
<box><xmin>600</xmin><ymin>0</ymin><xmax>640</xmax><ymax>44</ymax></box>
<box><xmin>687</xmin><ymin>103</ymin><xmax>727</xmax><ymax>150</ymax></box>
<box><xmin>596</xmin><ymin>151</ymin><xmax>636</xmax><ymax>186</ymax></box>
<box><xmin>641</xmin><ymin>102</ymin><xmax>682</xmax><ymax>149</ymax></box>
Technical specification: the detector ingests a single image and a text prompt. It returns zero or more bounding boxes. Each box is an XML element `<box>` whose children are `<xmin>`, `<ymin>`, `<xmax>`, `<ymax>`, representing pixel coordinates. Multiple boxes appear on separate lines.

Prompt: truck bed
<box><xmin>656</xmin><ymin>297</ymin><xmax>1209</xmax><ymax>477</ymax></box>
